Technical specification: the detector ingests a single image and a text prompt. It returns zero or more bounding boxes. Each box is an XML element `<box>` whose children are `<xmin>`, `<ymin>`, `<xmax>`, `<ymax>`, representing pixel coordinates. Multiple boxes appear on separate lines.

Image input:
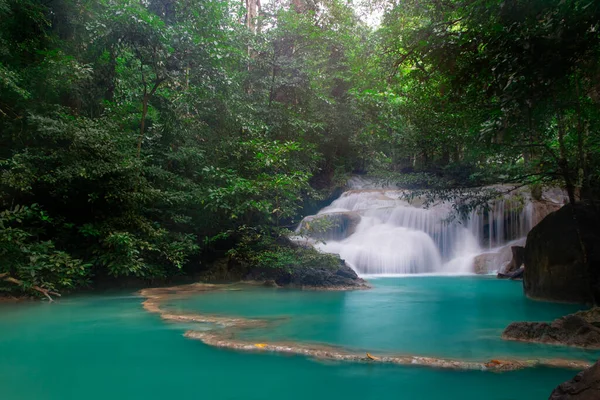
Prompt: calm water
<box><xmin>0</xmin><ymin>276</ymin><xmax>596</xmax><ymax>400</ymax></box>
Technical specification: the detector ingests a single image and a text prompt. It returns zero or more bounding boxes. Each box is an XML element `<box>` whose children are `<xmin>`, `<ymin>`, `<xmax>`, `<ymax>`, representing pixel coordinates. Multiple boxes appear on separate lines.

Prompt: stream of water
<box><xmin>298</xmin><ymin>179</ymin><xmax>566</xmax><ymax>275</ymax></box>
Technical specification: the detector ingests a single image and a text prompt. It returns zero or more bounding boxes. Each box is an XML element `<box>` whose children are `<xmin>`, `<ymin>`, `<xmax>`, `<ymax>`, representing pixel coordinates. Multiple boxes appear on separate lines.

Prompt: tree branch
<box><xmin>1</xmin><ymin>274</ymin><xmax>61</xmax><ymax>302</ymax></box>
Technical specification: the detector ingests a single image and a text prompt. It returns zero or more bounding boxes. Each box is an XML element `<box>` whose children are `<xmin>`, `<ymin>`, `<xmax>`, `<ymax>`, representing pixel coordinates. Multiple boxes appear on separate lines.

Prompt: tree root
<box><xmin>0</xmin><ymin>273</ymin><xmax>61</xmax><ymax>302</ymax></box>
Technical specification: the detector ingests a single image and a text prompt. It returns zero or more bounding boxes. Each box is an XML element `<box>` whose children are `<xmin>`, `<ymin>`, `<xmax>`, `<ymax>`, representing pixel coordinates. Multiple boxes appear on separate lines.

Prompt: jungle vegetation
<box><xmin>1</xmin><ymin>0</ymin><xmax>599</xmax><ymax>298</ymax></box>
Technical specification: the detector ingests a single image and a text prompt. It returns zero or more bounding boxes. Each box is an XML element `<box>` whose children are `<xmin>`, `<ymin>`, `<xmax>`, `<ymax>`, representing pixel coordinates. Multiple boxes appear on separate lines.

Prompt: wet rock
<box><xmin>498</xmin><ymin>267</ymin><xmax>524</xmax><ymax>280</ymax></box>
<box><xmin>502</xmin><ymin>308</ymin><xmax>600</xmax><ymax>349</ymax></box>
<box><xmin>474</xmin><ymin>253</ymin><xmax>497</xmax><ymax>274</ymax></box>
<box><xmin>531</xmin><ymin>199</ymin><xmax>564</xmax><ymax>227</ymax></box>
<box><xmin>474</xmin><ymin>239</ymin><xmax>525</xmax><ymax>275</ymax></box>
<box><xmin>549</xmin><ymin>360</ymin><xmax>600</xmax><ymax>400</ymax></box>
<box><xmin>297</xmin><ymin>212</ymin><xmax>361</xmax><ymax>241</ymax></box>
<box><xmin>335</xmin><ymin>264</ymin><xmax>360</xmax><ymax>280</ymax></box>
<box><xmin>246</xmin><ymin>259</ymin><xmax>369</xmax><ymax>290</ymax></box>
<box><xmin>524</xmin><ymin>203</ymin><xmax>600</xmax><ymax>303</ymax></box>
<box><xmin>505</xmin><ymin>246</ymin><xmax>525</xmax><ymax>274</ymax></box>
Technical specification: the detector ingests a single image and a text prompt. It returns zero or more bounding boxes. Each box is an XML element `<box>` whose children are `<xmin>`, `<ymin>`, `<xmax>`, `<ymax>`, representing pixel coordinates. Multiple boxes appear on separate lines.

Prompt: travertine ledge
<box><xmin>140</xmin><ymin>283</ymin><xmax>592</xmax><ymax>372</ymax></box>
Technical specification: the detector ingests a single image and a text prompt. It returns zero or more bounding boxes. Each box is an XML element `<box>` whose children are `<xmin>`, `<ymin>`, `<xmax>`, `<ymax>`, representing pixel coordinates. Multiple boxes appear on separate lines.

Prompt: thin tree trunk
<box><xmin>137</xmin><ymin>79</ymin><xmax>165</xmax><ymax>159</ymax></box>
<box><xmin>245</xmin><ymin>0</ymin><xmax>259</xmax><ymax>32</ymax></box>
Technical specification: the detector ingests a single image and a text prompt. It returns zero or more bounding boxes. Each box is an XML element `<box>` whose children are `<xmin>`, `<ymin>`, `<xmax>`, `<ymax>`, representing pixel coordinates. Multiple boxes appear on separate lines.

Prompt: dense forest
<box><xmin>1</xmin><ymin>0</ymin><xmax>599</xmax><ymax>298</ymax></box>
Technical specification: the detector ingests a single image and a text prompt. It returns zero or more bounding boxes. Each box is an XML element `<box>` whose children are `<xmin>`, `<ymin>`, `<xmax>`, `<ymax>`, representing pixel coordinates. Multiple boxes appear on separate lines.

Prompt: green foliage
<box><xmin>229</xmin><ymin>232</ymin><xmax>340</xmax><ymax>271</ymax></box>
<box><xmin>0</xmin><ymin>0</ymin><xmax>366</xmax><ymax>296</ymax></box>
<box><xmin>369</xmin><ymin>0</ymin><xmax>600</xmax><ymax>202</ymax></box>
<box><xmin>296</xmin><ymin>215</ymin><xmax>337</xmax><ymax>243</ymax></box>
<box><xmin>0</xmin><ymin>204</ymin><xmax>90</xmax><ymax>294</ymax></box>
<box><xmin>2</xmin><ymin>0</ymin><xmax>599</xmax><ymax>296</ymax></box>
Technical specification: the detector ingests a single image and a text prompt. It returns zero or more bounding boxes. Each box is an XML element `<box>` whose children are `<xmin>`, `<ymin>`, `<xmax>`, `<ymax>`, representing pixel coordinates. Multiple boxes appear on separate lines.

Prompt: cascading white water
<box><xmin>466</xmin><ymin>199</ymin><xmax>534</xmax><ymax>250</ymax></box>
<box><xmin>296</xmin><ymin>179</ymin><xmax>547</xmax><ymax>275</ymax></box>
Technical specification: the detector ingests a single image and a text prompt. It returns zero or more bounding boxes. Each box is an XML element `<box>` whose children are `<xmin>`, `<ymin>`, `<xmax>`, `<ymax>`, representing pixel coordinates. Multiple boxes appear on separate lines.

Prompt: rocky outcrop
<box><xmin>549</xmin><ymin>360</ymin><xmax>600</xmax><ymax>400</ymax></box>
<box><xmin>474</xmin><ymin>252</ymin><xmax>498</xmax><ymax>274</ymax></box>
<box><xmin>245</xmin><ymin>260</ymin><xmax>369</xmax><ymax>290</ymax></box>
<box><xmin>200</xmin><ymin>245</ymin><xmax>369</xmax><ymax>290</ymax></box>
<box><xmin>524</xmin><ymin>203</ymin><xmax>600</xmax><ymax>303</ymax></box>
<box><xmin>532</xmin><ymin>199</ymin><xmax>564</xmax><ymax>227</ymax></box>
<box><xmin>502</xmin><ymin>308</ymin><xmax>600</xmax><ymax>349</ymax></box>
<box><xmin>506</xmin><ymin>246</ymin><xmax>525</xmax><ymax>274</ymax></box>
<box><xmin>473</xmin><ymin>239</ymin><xmax>525</xmax><ymax>275</ymax></box>
<box><xmin>297</xmin><ymin>212</ymin><xmax>361</xmax><ymax>241</ymax></box>
<box><xmin>496</xmin><ymin>246</ymin><xmax>525</xmax><ymax>279</ymax></box>
<box><xmin>498</xmin><ymin>267</ymin><xmax>524</xmax><ymax>280</ymax></box>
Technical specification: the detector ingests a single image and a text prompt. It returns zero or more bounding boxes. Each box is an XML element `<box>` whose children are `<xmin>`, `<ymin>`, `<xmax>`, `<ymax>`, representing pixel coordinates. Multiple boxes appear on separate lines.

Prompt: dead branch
<box><xmin>1</xmin><ymin>274</ymin><xmax>61</xmax><ymax>302</ymax></box>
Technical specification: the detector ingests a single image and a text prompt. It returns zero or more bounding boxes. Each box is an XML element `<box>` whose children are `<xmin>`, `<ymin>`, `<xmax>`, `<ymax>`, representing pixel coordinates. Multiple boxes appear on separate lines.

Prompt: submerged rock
<box><xmin>524</xmin><ymin>203</ymin><xmax>600</xmax><ymax>303</ymax></box>
<box><xmin>502</xmin><ymin>308</ymin><xmax>600</xmax><ymax>349</ymax></box>
<box><xmin>549</xmin><ymin>360</ymin><xmax>600</xmax><ymax>400</ymax></box>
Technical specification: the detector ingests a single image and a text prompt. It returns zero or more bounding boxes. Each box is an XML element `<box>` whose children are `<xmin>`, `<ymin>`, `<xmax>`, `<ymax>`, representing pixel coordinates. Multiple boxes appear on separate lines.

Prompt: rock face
<box><xmin>549</xmin><ymin>360</ymin><xmax>600</xmax><ymax>400</ymax></box>
<box><xmin>524</xmin><ymin>203</ymin><xmax>600</xmax><ymax>303</ymax></box>
<box><xmin>496</xmin><ymin>246</ymin><xmax>525</xmax><ymax>279</ymax></box>
<box><xmin>502</xmin><ymin>308</ymin><xmax>600</xmax><ymax>349</ymax></box>
<box><xmin>473</xmin><ymin>252</ymin><xmax>497</xmax><ymax>274</ymax></box>
<box><xmin>473</xmin><ymin>239</ymin><xmax>526</xmax><ymax>275</ymax></box>
<box><xmin>498</xmin><ymin>267</ymin><xmax>524</xmax><ymax>280</ymax></box>
<box><xmin>531</xmin><ymin>186</ymin><xmax>566</xmax><ymax>226</ymax></box>
<box><xmin>506</xmin><ymin>246</ymin><xmax>525</xmax><ymax>274</ymax></box>
<box><xmin>245</xmin><ymin>259</ymin><xmax>369</xmax><ymax>290</ymax></box>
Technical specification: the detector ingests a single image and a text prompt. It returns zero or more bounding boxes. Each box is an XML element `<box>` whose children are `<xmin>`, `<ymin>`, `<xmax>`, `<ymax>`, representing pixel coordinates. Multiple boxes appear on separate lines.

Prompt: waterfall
<box><xmin>296</xmin><ymin>183</ymin><xmax>548</xmax><ymax>276</ymax></box>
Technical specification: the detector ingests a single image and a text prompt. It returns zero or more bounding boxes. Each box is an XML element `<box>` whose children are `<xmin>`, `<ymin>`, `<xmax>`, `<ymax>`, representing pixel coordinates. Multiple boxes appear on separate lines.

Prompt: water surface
<box><xmin>0</xmin><ymin>277</ymin><xmax>595</xmax><ymax>400</ymax></box>
<box><xmin>166</xmin><ymin>276</ymin><xmax>595</xmax><ymax>362</ymax></box>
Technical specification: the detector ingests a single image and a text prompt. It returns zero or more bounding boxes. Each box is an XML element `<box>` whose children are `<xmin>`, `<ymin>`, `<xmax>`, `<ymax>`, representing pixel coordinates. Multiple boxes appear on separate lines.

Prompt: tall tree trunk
<box><xmin>291</xmin><ymin>0</ymin><xmax>306</xmax><ymax>13</ymax></box>
<box><xmin>245</xmin><ymin>0</ymin><xmax>260</xmax><ymax>33</ymax></box>
<box><xmin>137</xmin><ymin>79</ymin><xmax>165</xmax><ymax>159</ymax></box>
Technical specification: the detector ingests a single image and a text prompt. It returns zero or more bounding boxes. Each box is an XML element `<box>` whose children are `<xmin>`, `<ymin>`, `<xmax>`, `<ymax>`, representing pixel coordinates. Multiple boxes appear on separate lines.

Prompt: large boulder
<box><xmin>473</xmin><ymin>252</ymin><xmax>498</xmax><ymax>274</ymax></box>
<box><xmin>496</xmin><ymin>246</ymin><xmax>526</xmax><ymax>279</ymax></box>
<box><xmin>524</xmin><ymin>203</ymin><xmax>600</xmax><ymax>303</ymax></box>
<box><xmin>549</xmin><ymin>360</ymin><xmax>600</xmax><ymax>400</ymax></box>
<box><xmin>201</xmin><ymin>250</ymin><xmax>369</xmax><ymax>290</ymax></box>
<box><xmin>473</xmin><ymin>239</ymin><xmax>525</xmax><ymax>274</ymax></box>
<box><xmin>245</xmin><ymin>259</ymin><xmax>369</xmax><ymax>290</ymax></box>
<box><xmin>502</xmin><ymin>308</ymin><xmax>600</xmax><ymax>349</ymax></box>
<box><xmin>532</xmin><ymin>198</ymin><xmax>564</xmax><ymax>227</ymax></box>
<box><xmin>505</xmin><ymin>246</ymin><xmax>525</xmax><ymax>274</ymax></box>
